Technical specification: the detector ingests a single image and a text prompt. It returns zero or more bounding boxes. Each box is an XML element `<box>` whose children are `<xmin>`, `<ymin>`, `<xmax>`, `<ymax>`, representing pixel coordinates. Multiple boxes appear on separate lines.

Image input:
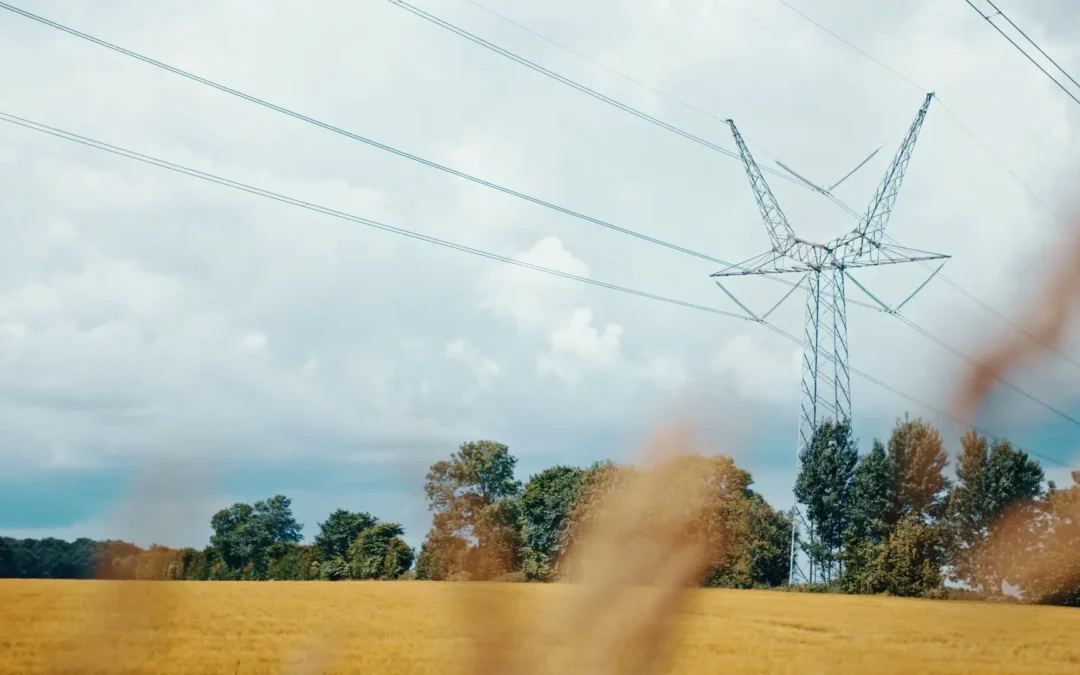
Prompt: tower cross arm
<box><xmin>857</xmin><ymin>92</ymin><xmax>935</xmax><ymax>250</ymax></box>
<box><xmin>726</xmin><ymin>119</ymin><xmax>799</xmax><ymax>255</ymax></box>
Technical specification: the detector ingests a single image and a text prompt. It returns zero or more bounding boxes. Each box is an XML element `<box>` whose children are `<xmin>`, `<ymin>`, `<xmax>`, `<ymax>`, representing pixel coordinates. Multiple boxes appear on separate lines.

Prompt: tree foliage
<box><xmin>946</xmin><ymin>431</ymin><xmax>1045</xmax><ymax>593</ymax></box>
<box><xmin>3</xmin><ymin>424</ymin><xmax>1075</xmax><ymax>607</ymax></box>
<box><xmin>314</xmin><ymin>509</ymin><xmax>377</xmax><ymax>561</ymax></box>
<box><xmin>794</xmin><ymin>418</ymin><xmax>858</xmax><ymax>580</ymax></box>
<box><xmin>419</xmin><ymin>440</ymin><xmax>523</xmax><ymax>581</ymax></box>
<box><xmin>841</xmin><ymin>514</ymin><xmax>945</xmax><ymax>597</ymax></box>
<box><xmin>518</xmin><ymin>465</ymin><xmax>587</xmax><ymax>581</ymax></box>
<box><xmin>887</xmin><ymin>416</ymin><xmax>950</xmax><ymax>522</ymax></box>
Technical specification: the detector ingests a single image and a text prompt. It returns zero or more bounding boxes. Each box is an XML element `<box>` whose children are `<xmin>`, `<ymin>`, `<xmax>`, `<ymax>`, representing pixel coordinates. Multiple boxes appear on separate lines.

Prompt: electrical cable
<box><xmin>770</xmin><ymin>0</ymin><xmax>1080</xmax><ymax>372</ymax></box>
<box><xmin>979</xmin><ymin>0</ymin><xmax>1080</xmax><ymax>92</ymax></box>
<box><xmin>394</xmin><ymin>0</ymin><xmax>1080</xmax><ymax>440</ymax></box>
<box><xmin>1</xmin><ymin>109</ymin><xmax>1073</xmax><ymax>469</ymax></box>
<box><xmin>0</xmin><ymin>111</ymin><xmax>751</xmax><ymax>323</ymax></box>
<box><xmin>962</xmin><ymin>0</ymin><xmax>1080</xmax><ymax>108</ymax></box>
<box><xmin>0</xmin><ymin>0</ymin><xmax>884</xmax><ymax>311</ymax></box>
<box><xmin>386</xmin><ymin>0</ymin><xmax>1080</xmax><ymax>434</ymax></box>
<box><xmin>382</xmin><ymin>0</ymin><xmax>826</xmax><ymax>190</ymax></box>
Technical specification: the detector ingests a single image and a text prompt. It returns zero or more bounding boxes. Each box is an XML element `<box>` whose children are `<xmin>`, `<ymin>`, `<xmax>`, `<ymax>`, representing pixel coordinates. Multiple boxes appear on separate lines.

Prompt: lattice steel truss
<box><xmin>713</xmin><ymin>93</ymin><xmax>950</xmax><ymax>584</ymax></box>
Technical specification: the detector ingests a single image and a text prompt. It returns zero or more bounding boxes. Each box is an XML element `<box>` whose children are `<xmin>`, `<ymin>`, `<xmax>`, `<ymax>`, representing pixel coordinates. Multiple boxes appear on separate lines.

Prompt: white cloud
<box><xmin>539</xmin><ymin>307</ymin><xmax>623</xmax><ymax>385</ymax></box>
<box><xmin>242</xmin><ymin>330</ymin><xmax>269</xmax><ymax>355</ymax></box>
<box><xmin>445</xmin><ymin>337</ymin><xmax>501</xmax><ymax>386</ymax></box>
<box><xmin>710</xmin><ymin>332</ymin><xmax>802</xmax><ymax>405</ymax></box>
<box><xmin>482</xmin><ymin>236</ymin><xmax>591</xmax><ymax>333</ymax></box>
<box><xmin>0</xmin><ymin>0</ymin><xmax>1077</xmax><ymax>530</ymax></box>
<box><xmin>639</xmin><ymin>355</ymin><xmax>690</xmax><ymax>392</ymax></box>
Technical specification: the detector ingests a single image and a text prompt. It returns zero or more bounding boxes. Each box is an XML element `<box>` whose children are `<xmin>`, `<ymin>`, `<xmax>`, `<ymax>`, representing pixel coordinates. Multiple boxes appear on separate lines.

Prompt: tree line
<box><xmin>0</xmin><ymin>497</ymin><xmax>413</xmax><ymax>582</ymax></box>
<box><xmin>1</xmin><ymin>417</ymin><xmax>1077</xmax><ymax>606</ymax></box>
<box><xmin>795</xmin><ymin>416</ymin><xmax>1079</xmax><ymax>605</ymax></box>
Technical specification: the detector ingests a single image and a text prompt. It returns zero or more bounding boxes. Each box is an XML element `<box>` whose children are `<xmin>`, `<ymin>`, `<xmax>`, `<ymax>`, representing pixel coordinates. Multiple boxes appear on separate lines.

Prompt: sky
<box><xmin>1</xmin><ymin>0</ymin><xmax>1080</xmax><ymax>551</ymax></box>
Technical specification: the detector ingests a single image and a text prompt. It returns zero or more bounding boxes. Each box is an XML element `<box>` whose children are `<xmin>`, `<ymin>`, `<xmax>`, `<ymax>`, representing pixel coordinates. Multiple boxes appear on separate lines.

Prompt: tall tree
<box><xmin>314</xmin><ymin>509</ymin><xmax>378</xmax><ymax>561</ymax></box>
<box><xmin>347</xmin><ymin>522</ymin><xmax>415</xmax><ymax>580</ymax></box>
<box><xmin>210</xmin><ymin>502</ymin><xmax>258</xmax><ymax>570</ymax></box>
<box><xmin>887</xmin><ymin>415</ymin><xmax>949</xmax><ymax>522</ymax></box>
<box><xmin>847</xmin><ymin>440</ymin><xmax>893</xmax><ymax>541</ymax></box>
<box><xmin>1011</xmin><ymin>472</ymin><xmax>1080</xmax><ymax>606</ymax></box>
<box><xmin>839</xmin><ymin>439</ymin><xmax>894</xmax><ymax>592</ymax></box>
<box><xmin>947</xmin><ymin>431</ymin><xmax>1045</xmax><ymax>593</ymax></box>
<box><xmin>841</xmin><ymin>513</ymin><xmax>945</xmax><ymax>597</ymax></box>
<box><xmin>209</xmin><ymin>495</ymin><xmax>303</xmax><ymax>577</ymax></box>
<box><xmin>518</xmin><ymin>465</ymin><xmax>587</xmax><ymax>581</ymax></box>
<box><xmin>419</xmin><ymin>440</ymin><xmax>523</xmax><ymax>580</ymax></box>
<box><xmin>794</xmin><ymin>418</ymin><xmax>858</xmax><ymax>580</ymax></box>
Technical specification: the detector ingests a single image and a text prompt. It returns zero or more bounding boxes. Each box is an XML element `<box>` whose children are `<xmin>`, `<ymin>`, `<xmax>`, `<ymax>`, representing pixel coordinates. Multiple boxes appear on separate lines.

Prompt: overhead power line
<box><xmin>771</xmin><ymin>0</ymin><xmax>1068</xmax><ymax>226</ymax></box>
<box><xmin>1</xmin><ymin>109</ymin><xmax>1071</xmax><ymax>470</ymax></box>
<box><xmin>458</xmin><ymin>0</ymin><xmax>729</xmax><ymax>126</ymax></box>
<box><xmin>0</xmin><ymin>0</ymin><xmax>884</xmax><ymax>312</ymax></box>
<box><xmin>962</xmin><ymin>0</ymin><xmax>1080</xmax><ymax>108</ymax></box>
<box><xmin>768</xmin><ymin>0</ymin><xmax>1080</xmax><ymax>372</ymax></box>
<box><xmin>4</xmin><ymin>1</ymin><xmax>1075</xmax><ymax>466</ymax></box>
<box><xmin>977</xmin><ymin>0</ymin><xmax>1080</xmax><ymax>91</ymax></box>
<box><xmin>0</xmin><ymin>111</ymin><xmax>750</xmax><ymax>321</ymax></box>
<box><xmin>396</xmin><ymin>0</ymin><xmax>1080</xmax><ymax>436</ymax></box>
<box><xmin>384</xmin><ymin>0</ymin><xmax>872</xmax><ymax>221</ymax></box>
<box><xmin>773</xmin><ymin>0</ymin><xmax>925</xmax><ymax>92</ymax></box>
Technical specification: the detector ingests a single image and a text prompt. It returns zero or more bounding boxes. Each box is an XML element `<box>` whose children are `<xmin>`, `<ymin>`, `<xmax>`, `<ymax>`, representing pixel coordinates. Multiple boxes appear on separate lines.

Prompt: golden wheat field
<box><xmin>2</xmin><ymin>579</ymin><xmax>1079</xmax><ymax>674</ymax></box>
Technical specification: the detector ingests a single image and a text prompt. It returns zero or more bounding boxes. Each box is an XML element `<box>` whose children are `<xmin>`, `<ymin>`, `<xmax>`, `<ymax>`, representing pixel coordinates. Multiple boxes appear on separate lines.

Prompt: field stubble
<box><xmin>1</xmin><ymin>579</ymin><xmax>1078</xmax><ymax>674</ymax></box>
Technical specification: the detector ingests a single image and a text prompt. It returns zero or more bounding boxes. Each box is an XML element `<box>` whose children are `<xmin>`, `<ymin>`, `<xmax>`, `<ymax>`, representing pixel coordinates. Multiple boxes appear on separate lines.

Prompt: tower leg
<box><xmin>791</xmin><ymin>269</ymin><xmax>824</xmax><ymax>584</ymax></box>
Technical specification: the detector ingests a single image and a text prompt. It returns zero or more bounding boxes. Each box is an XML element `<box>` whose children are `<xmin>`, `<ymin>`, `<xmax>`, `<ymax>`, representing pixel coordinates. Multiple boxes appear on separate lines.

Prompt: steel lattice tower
<box><xmin>713</xmin><ymin>93</ymin><xmax>950</xmax><ymax>584</ymax></box>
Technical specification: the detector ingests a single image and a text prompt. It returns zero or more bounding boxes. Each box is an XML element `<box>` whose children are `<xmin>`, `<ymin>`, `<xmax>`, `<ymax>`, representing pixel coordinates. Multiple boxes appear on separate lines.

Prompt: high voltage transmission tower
<box><xmin>713</xmin><ymin>93</ymin><xmax>950</xmax><ymax>584</ymax></box>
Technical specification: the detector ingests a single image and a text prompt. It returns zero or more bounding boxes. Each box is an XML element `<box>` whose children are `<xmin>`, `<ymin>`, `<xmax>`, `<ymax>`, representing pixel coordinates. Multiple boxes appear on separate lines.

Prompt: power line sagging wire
<box><xmin>962</xmin><ymin>0</ymin><xmax>1080</xmax><ymax>108</ymax></box>
<box><xmin>769</xmin><ymin>0</ymin><xmax>1080</xmax><ymax>373</ymax></box>
<box><xmin>758</xmin><ymin>322</ymin><xmax>1072</xmax><ymax>470</ymax></box>
<box><xmin>976</xmin><ymin>0</ymin><xmax>1080</xmax><ymax>92</ymax></box>
<box><xmin>458</xmin><ymin>0</ymin><xmax>729</xmax><ymax>126</ymax></box>
<box><xmin>0</xmin><ymin>0</ymin><xmax>880</xmax><ymax>309</ymax></box>
<box><xmin>392</xmin><ymin>0</ymin><xmax>1080</xmax><ymax>442</ymax></box>
<box><xmin>413</xmin><ymin>0</ymin><xmax>1080</xmax><ymax>388</ymax></box>
<box><xmin>1</xmin><ymin>110</ymin><xmax>1073</xmax><ymax>470</ymax></box>
<box><xmin>0</xmin><ymin>112</ymin><xmax>749</xmax><ymax>323</ymax></box>
<box><xmin>382</xmin><ymin>0</ymin><xmax>825</xmax><ymax>190</ymax></box>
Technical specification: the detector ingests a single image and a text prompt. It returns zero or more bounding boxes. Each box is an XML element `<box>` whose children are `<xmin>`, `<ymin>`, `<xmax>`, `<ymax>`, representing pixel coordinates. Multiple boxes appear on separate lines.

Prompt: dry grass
<box><xmin>1</xmin><ymin>579</ymin><xmax>1078</xmax><ymax>674</ymax></box>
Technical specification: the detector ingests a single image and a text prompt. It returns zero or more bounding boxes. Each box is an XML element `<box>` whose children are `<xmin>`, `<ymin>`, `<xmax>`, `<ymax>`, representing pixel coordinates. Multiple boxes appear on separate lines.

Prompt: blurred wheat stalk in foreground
<box><xmin>455</xmin><ymin>424</ymin><xmax>718</xmax><ymax>675</ymax></box>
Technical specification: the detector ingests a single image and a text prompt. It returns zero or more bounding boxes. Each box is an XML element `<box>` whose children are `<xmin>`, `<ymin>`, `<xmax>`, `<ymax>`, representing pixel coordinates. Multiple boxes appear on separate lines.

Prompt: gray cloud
<box><xmin>0</xmin><ymin>0</ymin><xmax>1078</xmax><ymax>527</ymax></box>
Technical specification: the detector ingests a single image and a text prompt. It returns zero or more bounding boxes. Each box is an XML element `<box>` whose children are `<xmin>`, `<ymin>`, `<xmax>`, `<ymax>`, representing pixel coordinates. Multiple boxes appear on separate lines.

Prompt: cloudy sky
<box><xmin>1</xmin><ymin>0</ymin><xmax>1079</xmax><ymax>549</ymax></box>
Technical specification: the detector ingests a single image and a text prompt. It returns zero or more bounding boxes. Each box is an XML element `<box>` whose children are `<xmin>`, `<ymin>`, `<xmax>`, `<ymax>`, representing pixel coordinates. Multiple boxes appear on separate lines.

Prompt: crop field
<box><xmin>2</xmin><ymin>579</ymin><xmax>1079</xmax><ymax>674</ymax></box>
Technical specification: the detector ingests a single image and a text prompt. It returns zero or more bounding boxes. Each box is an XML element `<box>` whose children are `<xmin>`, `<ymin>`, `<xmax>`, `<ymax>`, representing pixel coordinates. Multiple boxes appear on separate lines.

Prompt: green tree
<box><xmin>558</xmin><ymin>460</ymin><xmax>633</xmax><ymax>578</ymax></box>
<box><xmin>320</xmin><ymin>556</ymin><xmax>350</xmax><ymax>581</ymax></box>
<box><xmin>209</xmin><ymin>495</ymin><xmax>303</xmax><ymax>578</ymax></box>
<box><xmin>794</xmin><ymin>418</ymin><xmax>857</xmax><ymax>581</ymax></box>
<box><xmin>847</xmin><ymin>440</ymin><xmax>893</xmax><ymax>541</ymax></box>
<box><xmin>252</xmin><ymin>495</ymin><xmax>304</xmax><ymax>545</ymax></box>
<box><xmin>887</xmin><ymin>416</ymin><xmax>949</xmax><ymax>522</ymax></box>
<box><xmin>383</xmin><ymin>538</ymin><xmax>416</xmax><ymax>580</ymax></box>
<box><xmin>419</xmin><ymin>440</ymin><xmax>523</xmax><ymax>580</ymax></box>
<box><xmin>314</xmin><ymin>509</ymin><xmax>378</xmax><ymax>561</ymax></box>
<box><xmin>839</xmin><ymin>439</ymin><xmax>895</xmax><ymax>592</ymax></box>
<box><xmin>347</xmin><ymin>522</ymin><xmax>415</xmax><ymax>580</ymax></box>
<box><xmin>739</xmin><ymin>491</ymin><xmax>794</xmax><ymax>587</ymax></box>
<box><xmin>947</xmin><ymin>431</ymin><xmax>1045</xmax><ymax>593</ymax></box>
<box><xmin>297</xmin><ymin>545</ymin><xmax>324</xmax><ymax>581</ymax></box>
<box><xmin>210</xmin><ymin>502</ymin><xmax>258</xmax><ymax>570</ymax></box>
<box><xmin>840</xmin><ymin>513</ymin><xmax>944</xmax><ymax>597</ymax></box>
<box><xmin>414</xmin><ymin>528</ymin><xmax>467</xmax><ymax>581</ymax></box>
<box><xmin>518</xmin><ymin>466</ymin><xmax>586</xmax><ymax>581</ymax></box>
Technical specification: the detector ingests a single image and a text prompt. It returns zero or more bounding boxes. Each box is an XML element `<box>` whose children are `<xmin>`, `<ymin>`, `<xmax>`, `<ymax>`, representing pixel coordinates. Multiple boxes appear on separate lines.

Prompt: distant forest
<box><xmin>2</xmin><ymin>415</ymin><xmax>1077</xmax><ymax>607</ymax></box>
